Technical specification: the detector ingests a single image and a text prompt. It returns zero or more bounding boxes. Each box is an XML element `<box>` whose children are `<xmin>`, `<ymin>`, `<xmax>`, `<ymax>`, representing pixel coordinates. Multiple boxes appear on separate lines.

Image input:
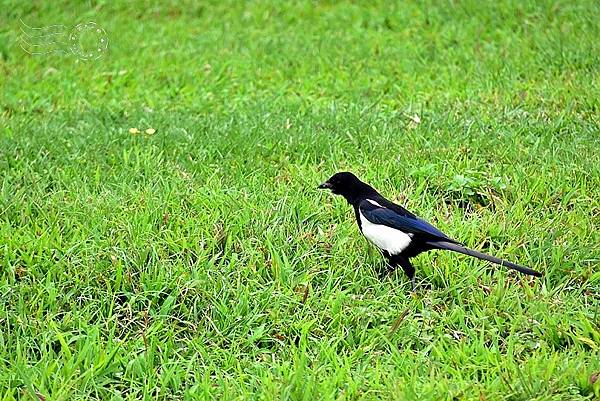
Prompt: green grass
<box><xmin>1</xmin><ymin>0</ymin><xmax>599</xmax><ymax>399</ymax></box>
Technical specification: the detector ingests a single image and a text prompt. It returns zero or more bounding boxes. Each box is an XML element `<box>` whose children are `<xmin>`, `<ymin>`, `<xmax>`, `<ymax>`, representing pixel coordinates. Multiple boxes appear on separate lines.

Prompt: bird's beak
<box><xmin>318</xmin><ymin>182</ymin><xmax>332</xmax><ymax>190</ymax></box>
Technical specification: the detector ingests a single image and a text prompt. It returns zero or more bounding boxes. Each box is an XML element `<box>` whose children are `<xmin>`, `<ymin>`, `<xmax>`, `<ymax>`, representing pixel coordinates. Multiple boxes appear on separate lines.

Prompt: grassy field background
<box><xmin>1</xmin><ymin>0</ymin><xmax>599</xmax><ymax>399</ymax></box>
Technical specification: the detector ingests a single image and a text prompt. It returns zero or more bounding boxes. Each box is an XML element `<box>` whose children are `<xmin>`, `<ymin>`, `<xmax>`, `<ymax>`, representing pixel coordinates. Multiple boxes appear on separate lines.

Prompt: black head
<box><xmin>318</xmin><ymin>172</ymin><xmax>378</xmax><ymax>204</ymax></box>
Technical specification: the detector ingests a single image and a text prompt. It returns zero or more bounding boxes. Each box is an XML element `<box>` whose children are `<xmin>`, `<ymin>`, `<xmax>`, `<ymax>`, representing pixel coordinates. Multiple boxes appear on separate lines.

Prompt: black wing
<box><xmin>359</xmin><ymin>200</ymin><xmax>456</xmax><ymax>242</ymax></box>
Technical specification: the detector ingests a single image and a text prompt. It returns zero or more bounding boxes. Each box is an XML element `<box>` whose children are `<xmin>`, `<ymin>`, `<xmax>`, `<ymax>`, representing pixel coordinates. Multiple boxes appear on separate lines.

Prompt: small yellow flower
<box><xmin>129</xmin><ymin>127</ymin><xmax>140</xmax><ymax>134</ymax></box>
<box><xmin>145</xmin><ymin>128</ymin><xmax>156</xmax><ymax>135</ymax></box>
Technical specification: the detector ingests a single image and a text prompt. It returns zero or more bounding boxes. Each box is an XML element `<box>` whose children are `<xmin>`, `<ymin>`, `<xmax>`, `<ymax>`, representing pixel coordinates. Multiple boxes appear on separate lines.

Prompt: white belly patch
<box><xmin>359</xmin><ymin>210</ymin><xmax>412</xmax><ymax>255</ymax></box>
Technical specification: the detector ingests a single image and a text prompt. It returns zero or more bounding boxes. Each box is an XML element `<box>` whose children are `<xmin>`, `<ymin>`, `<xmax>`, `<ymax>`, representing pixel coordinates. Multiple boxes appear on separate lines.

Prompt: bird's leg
<box><xmin>396</xmin><ymin>256</ymin><xmax>416</xmax><ymax>292</ymax></box>
<box><xmin>377</xmin><ymin>251</ymin><xmax>396</xmax><ymax>279</ymax></box>
<box><xmin>378</xmin><ymin>262</ymin><xmax>396</xmax><ymax>280</ymax></box>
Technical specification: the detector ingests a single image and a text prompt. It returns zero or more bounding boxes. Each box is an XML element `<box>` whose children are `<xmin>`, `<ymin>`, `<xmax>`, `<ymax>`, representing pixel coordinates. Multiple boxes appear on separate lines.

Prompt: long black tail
<box><xmin>428</xmin><ymin>240</ymin><xmax>542</xmax><ymax>277</ymax></box>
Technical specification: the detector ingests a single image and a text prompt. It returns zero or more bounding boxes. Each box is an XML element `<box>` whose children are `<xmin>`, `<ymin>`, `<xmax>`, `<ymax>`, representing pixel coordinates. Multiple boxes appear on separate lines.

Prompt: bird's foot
<box><xmin>378</xmin><ymin>266</ymin><xmax>396</xmax><ymax>280</ymax></box>
<box><xmin>411</xmin><ymin>277</ymin><xmax>416</xmax><ymax>292</ymax></box>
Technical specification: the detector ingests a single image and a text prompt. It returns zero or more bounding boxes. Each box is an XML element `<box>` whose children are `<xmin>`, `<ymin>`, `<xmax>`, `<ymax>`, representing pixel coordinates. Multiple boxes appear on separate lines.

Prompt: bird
<box><xmin>318</xmin><ymin>172</ymin><xmax>541</xmax><ymax>291</ymax></box>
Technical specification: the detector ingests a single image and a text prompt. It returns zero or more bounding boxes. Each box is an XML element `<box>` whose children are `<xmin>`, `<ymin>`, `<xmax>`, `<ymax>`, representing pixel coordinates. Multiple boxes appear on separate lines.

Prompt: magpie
<box><xmin>318</xmin><ymin>172</ymin><xmax>542</xmax><ymax>290</ymax></box>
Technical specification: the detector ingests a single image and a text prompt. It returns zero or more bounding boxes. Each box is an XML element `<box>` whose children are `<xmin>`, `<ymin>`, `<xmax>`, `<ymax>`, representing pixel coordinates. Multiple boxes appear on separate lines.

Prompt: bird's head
<box><xmin>318</xmin><ymin>172</ymin><xmax>377</xmax><ymax>204</ymax></box>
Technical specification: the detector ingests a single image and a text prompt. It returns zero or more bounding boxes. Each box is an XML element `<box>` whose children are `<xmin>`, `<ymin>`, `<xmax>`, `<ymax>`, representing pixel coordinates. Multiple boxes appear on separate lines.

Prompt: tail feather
<box><xmin>429</xmin><ymin>240</ymin><xmax>542</xmax><ymax>277</ymax></box>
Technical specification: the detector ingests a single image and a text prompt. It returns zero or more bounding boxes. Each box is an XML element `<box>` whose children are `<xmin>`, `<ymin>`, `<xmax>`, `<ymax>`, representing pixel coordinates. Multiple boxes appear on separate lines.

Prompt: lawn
<box><xmin>1</xmin><ymin>0</ymin><xmax>599</xmax><ymax>399</ymax></box>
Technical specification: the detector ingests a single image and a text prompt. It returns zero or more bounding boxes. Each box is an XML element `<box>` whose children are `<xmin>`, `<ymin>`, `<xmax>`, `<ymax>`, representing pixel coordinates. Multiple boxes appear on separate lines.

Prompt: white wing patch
<box><xmin>367</xmin><ymin>199</ymin><xmax>383</xmax><ymax>207</ymax></box>
<box><xmin>359</xmin><ymin>208</ymin><xmax>412</xmax><ymax>255</ymax></box>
